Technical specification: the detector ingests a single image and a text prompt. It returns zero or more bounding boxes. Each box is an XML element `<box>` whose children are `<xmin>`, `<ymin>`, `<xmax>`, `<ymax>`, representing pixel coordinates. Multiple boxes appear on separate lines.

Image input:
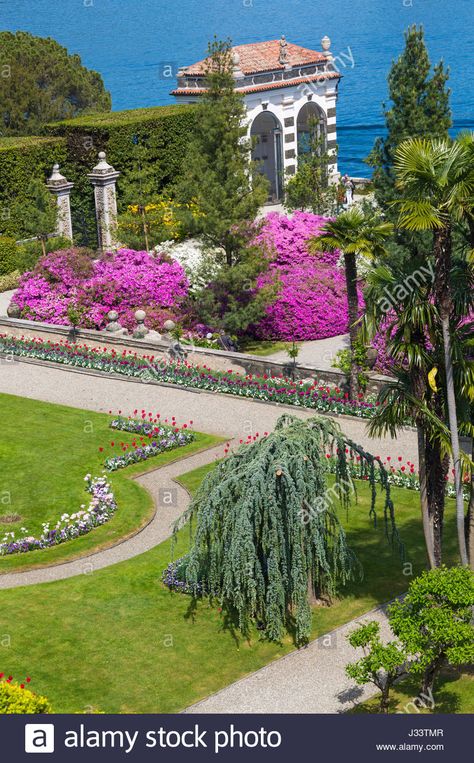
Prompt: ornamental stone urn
<box><xmin>7</xmin><ymin>303</ymin><xmax>21</xmax><ymax>319</ymax></box>
<box><xmin>133</xmin><ymin>309</ymin><xmax>149</xmax><ymax>339</ymax></box>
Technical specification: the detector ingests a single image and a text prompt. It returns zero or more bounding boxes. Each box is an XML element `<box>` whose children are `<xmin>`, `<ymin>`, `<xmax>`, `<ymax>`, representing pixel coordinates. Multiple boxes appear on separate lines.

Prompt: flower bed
<box><xmin>0</xmin><ymin>476</ymin><xmax>117</xmax><ymax>556</ymax></box>
<box><xmin>325</xmin><ymin>454</ymin><xmax>468</xmax><ymax>500</ymax></box>
<box><xmin>0</xmin><ymin>335</ymin><xmax>379</xmax><ymax>419</ymax></box>
<box><xmin>103</xmin><ymin>415</ymin><xmax>195</xmax><ymax>471</ymax></box>
<box><xmin>12</xmin><ymin>248</ymin><xmax>188</xmax><ymax>331</ymax></box>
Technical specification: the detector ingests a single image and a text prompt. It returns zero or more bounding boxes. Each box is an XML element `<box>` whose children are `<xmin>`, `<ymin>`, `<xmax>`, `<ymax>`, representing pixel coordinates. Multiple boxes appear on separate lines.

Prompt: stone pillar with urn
<box><xmin>88</xmin><ymin>151</ymin><xmax>120</xmax><ymax>251</ymax></box>
<box><xmin>46</xmin><ymin>164</ymin><xmax>74</xmax><ymax>241</ymax></box>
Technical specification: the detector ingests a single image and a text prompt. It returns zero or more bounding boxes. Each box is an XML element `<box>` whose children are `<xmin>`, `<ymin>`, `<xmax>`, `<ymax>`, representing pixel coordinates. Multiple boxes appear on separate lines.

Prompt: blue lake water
<box><xmin>1</xmin><ymin>0</ymin><xmax>473</xmax><ymax>175</ymax></box>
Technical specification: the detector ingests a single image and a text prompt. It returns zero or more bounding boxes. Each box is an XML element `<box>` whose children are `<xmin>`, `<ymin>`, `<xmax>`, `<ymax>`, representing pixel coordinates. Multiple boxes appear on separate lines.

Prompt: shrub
<box><xmin>0</xmin><ymin>237</ymin><xmax>22</xmax><ymax>276</ymax></box>
<box><xmin>0</xmin><ymin>270</ymin><xmax>20</xmax><ymax>293</ymax></box>
<box><xmin>0</xmin><ymin>675</ymin><xmax>52</xmax><ymax>714</ymax></box>
<box><xmin>388</xmin><ymin>566</ymin><xmax>474</xmax><ymax>699</ymax></box>
<box><xmin>14</xmin><ymin>247</ymin><xmax>189</xmax><ymax>330</ymax></box>
<box><xmin>253</xmin><ymin>212</ymin><xmax>364</xmax><ymax>341</ymax></box>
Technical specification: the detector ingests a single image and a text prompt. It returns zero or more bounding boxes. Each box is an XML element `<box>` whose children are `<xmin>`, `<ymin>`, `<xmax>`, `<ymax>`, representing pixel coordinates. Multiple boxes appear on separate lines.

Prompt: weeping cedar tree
<box><xmin>174</xmin><ymin>38</ymin><xmax>269</xmax><ymax>266</ymax></box>
<box><xmin>172</xmin><ymin>414</ymin><xmax>402</xmax><ymax>646</ymax></box>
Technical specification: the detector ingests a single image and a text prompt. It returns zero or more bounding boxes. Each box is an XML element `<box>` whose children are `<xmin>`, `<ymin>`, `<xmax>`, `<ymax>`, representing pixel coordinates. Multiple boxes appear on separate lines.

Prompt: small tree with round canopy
<box><xmin>171</xmin><ymin>414</ymin><xmax>402</xmax><ymax>646</ymax></box>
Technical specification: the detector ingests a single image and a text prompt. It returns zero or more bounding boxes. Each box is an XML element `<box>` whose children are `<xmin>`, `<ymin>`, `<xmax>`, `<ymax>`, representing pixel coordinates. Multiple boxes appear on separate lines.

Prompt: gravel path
<box><xmin>0</xmin><ymin>289</ymin><xmax>14</xmax><ymax>316</ymax></box>
<box><xmin>0</xmin><ymin>359</ymin><xmax>418</xmax><ymax>464</ymax></box>
<box><xmin>265</xmin><ymin>334</ymin><xmax>349</xmax><ymax>369</ymax></box>
<box><xmin>0</xmin><ymin>360</ymin><xmax>404</xmax><ymax>712</ymax></box>
<box><xmin>185</xmin><ymin>605</ymin><xmax>393</xmax><ymax>714</ymax></box>
<box><xmin>0</xmin><ymin>441</ymin><xmax>225</xmax><ymax>590</ymax></box>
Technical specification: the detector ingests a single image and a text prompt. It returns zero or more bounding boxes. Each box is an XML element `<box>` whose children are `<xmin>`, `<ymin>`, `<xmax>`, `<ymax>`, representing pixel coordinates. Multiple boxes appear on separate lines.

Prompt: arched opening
<box><xmin>251</xmin><ymin>111</ymin><xmax>284</xmax><ymax>202</ymax></box>
<box><xmin>297</xmin><ymin>102</ymin><xmax>326</xmax><ymax>161</ymax></box>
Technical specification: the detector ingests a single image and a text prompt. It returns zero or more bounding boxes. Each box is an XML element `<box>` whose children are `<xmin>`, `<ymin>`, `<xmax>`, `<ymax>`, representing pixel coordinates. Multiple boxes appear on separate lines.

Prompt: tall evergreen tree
<box><xmin>12</xmin><ymin>179</ymin><xmax>58</xmax><ymax>256</ymax></box>
<box><xmin>368</xmin><ymin>25</ymin><xmax>451</xmax><ymax>216</ymax></box>
<box><xmin>175</xmin><ymin>39</ymin><xmax>268</xmax><ymax>266</ymax></box>
<box><xmin>0</xmin><ymin>31</ymin><xmax>111</xmax><ymax>136</ymax></box>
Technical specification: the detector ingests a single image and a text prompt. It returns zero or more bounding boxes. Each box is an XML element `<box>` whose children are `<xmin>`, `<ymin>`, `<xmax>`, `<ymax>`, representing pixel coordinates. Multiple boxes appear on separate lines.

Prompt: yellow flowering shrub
<box><xmin>0</xmin><ymin>677</ymin><xmax>52</xmax><ymax>714</ymax></box>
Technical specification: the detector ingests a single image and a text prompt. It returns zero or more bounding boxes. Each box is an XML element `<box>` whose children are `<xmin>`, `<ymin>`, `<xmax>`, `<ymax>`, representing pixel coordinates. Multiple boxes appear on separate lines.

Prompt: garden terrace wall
<box><xmin>0</xmin><ymin>317</ymin><xmax>389</xmax><ymax>394</ymax></box>
<box><xmin>46</xmin><ymin>104</ymin><xmax>197</xmax><ymax>246</ymax></box>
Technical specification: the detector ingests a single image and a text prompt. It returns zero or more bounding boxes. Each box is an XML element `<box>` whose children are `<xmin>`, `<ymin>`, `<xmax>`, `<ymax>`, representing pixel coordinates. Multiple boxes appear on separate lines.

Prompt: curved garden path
<box><xmin>0</xmin><ymin>358</ymin><xmax>418</xmax><ymax>589</ymax></box>
<box><xmin>0</xmin><ymin>440</ymin><xmax>225</xmax><ymax>590</ymax></box>
<box><xmin>0</xmin><ymin>359</ymin><xmax>409</xmax><ymax>712</ymax></box>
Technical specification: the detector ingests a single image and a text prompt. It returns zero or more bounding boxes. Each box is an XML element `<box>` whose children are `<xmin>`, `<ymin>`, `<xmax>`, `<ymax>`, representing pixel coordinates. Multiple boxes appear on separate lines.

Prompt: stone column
<box><xmin>46</xmin><ymin>164</ymin><xmax>74</xmax><ymax>240</ymax></box>
<box><xmin>321</xmin><ymin>36</ymin><xmax>339</xmax><ymax>182</ymax></box>
<box><xmin>88</xmin><ymin>151</ymin><xmax>120</xmax><ymax>251</ymax></box>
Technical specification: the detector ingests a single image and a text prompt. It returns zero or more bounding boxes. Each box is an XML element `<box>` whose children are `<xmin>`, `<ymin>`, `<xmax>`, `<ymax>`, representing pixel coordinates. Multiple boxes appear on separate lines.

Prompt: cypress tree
<box><xmin>171</xmin><ymin>414</ymin><xmax>401</xmax><ymax>646</ymax></box>
<box><xmin>175</xmin><ymin>38</ymin><xmax>268</xmax><ymax>266</ymax></box>
<box><xmin>368</xmin><ymin>25</ymin><xmax>451</xmax><ymax>216</ymax></box>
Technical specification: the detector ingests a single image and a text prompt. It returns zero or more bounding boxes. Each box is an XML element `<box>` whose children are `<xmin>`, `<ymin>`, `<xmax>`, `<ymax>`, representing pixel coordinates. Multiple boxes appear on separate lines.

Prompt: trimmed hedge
<box><xmin>47</xmin><ymin>104</ymin><xmax>197</xmax><ymax>246</ymax></box>
<box><xmin>0</xmin><ymin>236</ymin><xmax>22</xmax><ymax>276</ymax></box>
<box><xmin>0</xmin><ymin>105</ymin><xmax>197</xmax><ymax>247</ymax></box>
<box><xmin>0</xmin><ymin>137</ymin><xmax>67</xmax><ymax>238</ymax></box>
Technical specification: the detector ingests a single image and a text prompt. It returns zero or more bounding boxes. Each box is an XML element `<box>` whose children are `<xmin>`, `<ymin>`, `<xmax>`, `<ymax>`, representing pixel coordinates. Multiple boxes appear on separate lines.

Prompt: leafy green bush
<box><xmin>0</xmin><ymin>270</ymin><xmax>20</xmax><ymax>293</ymax></box>
<box><xmin>0</xmin><ymin>677</ymin><xmax>52</xmax><ymax>714</ymax></box>
<box><xmin>0</xmin><ymin>237</ymin><xmax>22</xmax><ymax>276</ymax></box>
<box><xmin>332</xmin><ymin>340</ymin><xmax>370</xmax><ymax>392</ymax></box>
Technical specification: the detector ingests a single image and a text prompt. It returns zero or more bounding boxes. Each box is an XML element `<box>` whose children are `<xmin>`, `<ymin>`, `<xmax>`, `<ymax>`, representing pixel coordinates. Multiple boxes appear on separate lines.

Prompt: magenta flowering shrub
<box><xmin>254</xmin><ymin>212</ymin><xmax>363</xmax><ymax>341</ymax></box>
<box><xmin>13</xmin><ymin>248</ymin><xmax>188</xmax><ymax>330</ymax></box>
<box><xmin>255</xmin><ymin>211</ymin><xmax>339</xmax><ymax>267</ymax></box>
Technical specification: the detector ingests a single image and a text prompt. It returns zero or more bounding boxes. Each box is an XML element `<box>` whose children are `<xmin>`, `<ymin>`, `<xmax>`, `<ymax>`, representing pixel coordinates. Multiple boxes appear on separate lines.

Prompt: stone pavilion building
<box><xmin>172</xmin><ymin>36</ymin><xmax>341</xmax><ymax>202</ymax></box>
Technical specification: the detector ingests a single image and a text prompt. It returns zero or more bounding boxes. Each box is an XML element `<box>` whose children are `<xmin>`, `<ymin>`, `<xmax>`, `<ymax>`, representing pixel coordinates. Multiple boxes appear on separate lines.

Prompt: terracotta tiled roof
<box><xmin>180</xmin><ymin>40</ymin><xmax>327</xmax><ymax>77</ymax></box>
<box><xmin>172</xmin><ymin>70</ymin><xmax>341</xmax><ymax>97</ymax></box>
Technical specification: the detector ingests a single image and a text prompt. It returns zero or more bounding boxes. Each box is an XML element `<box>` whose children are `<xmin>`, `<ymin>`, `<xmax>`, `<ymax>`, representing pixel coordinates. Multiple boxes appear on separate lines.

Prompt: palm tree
<box><xmin>363</xmin><ymin>262</ymin><xmax>473</xmax><ymax>567</ymax></box>
<box><xmin>314</xmin><ymin>209</ymin><xmax>393</xmax><ymax>399</ymax></box>
<box><xmin>394</xmin><ymin>136</ymin><xmax>474</xmax><ymax>566</ymax></box>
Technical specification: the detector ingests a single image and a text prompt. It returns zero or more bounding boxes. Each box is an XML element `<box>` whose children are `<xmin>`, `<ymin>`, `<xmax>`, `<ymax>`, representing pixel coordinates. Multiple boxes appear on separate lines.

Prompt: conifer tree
<box><xmin>175</xmin><ymin>39</ymin><xmax>269</xmax><ymax>266</ymax></box>
<box><xmin>171</xmin><ymin>414</ymin><xmax>401</xmax><ymax>646</ymax></box>
<box><xmin>368</xmin><ymin>25</ymin><xmax>451</xmax><ymax>216</ymax></box>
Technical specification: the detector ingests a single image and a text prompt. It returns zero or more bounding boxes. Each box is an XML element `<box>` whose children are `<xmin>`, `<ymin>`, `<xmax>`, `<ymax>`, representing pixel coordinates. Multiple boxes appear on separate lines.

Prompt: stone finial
<box><xmin>163</xmin><ymin>319</ymin><xmax>176</xmax><ymax>333</ymax></box>
<box><xmin>279</xmin><ymin>35</ymin><xmax>289</xmax><ymax>66</ymax></box>
<box><xmin>133</xmin><ymin>309</ymin><xmax>149</xmax><ymax>339</ymax></box>
<box><xmin>90</xmin><ymin>151</ymin><xmax>119</xmax><ymax>177</ymax></box>
<box><xmin>7</xmin><ymin>302</ymin><xmax>21</xmax><ymax>319</ymax></box>
<box><xmin>47</xmin><ymin>164</ymin><xmax>69</xmax><ymax>187</ymax></box>
<box><xmin>232</xmin><ymin>49</ymin><xmax>244</xmax><ymax>80</ymax></box>
<box><xmin>105</xmin><ymin>310</ymin><xmax>123</xmax><ymax>333</ymax></box>
<box><xmin>321</xmin><ymin>35</ymin><xmax>334</xmax><ymax>63</ymax></box>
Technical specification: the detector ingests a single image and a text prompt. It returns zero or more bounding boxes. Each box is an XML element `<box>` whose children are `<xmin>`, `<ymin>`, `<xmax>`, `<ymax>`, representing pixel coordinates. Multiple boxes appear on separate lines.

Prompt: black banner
<box><xmin>1</xmin><ymin>713</ymin><xmax>470</xmax><ymax>762</ymax></box>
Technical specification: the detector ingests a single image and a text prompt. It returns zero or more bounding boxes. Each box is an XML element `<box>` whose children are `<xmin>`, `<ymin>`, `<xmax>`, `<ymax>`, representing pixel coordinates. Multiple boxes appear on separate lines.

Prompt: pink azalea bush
<box><xmin>253</xmin><ymin>211</ymin><xmax>363</xmax><ymax>341</ymax></box>
<box><xmin>13</xmin><ymin>248</ymin><xmax>188</xmax><ymax>331</ymax></box>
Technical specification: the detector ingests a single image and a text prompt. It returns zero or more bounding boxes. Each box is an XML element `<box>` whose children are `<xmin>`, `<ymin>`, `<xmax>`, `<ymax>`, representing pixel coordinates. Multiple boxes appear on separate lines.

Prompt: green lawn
<box><xmin>0</xmin><ymin>394</ymin><xmax>220</xmax><ymax>573</ymax></box>
<box><xmin>0</xmin><ymin>448</ymin><xmax>461</xmax><ymax>713</ymax></box>
<box><xmin>240</xmin><ymin>340</ymin><xmax>289</xmax><ymax>356</ymax></box>
<box><xmin>350</xmin><ymin>669</ymin><xmax>474</xmax><ymax>714</ymax></box>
